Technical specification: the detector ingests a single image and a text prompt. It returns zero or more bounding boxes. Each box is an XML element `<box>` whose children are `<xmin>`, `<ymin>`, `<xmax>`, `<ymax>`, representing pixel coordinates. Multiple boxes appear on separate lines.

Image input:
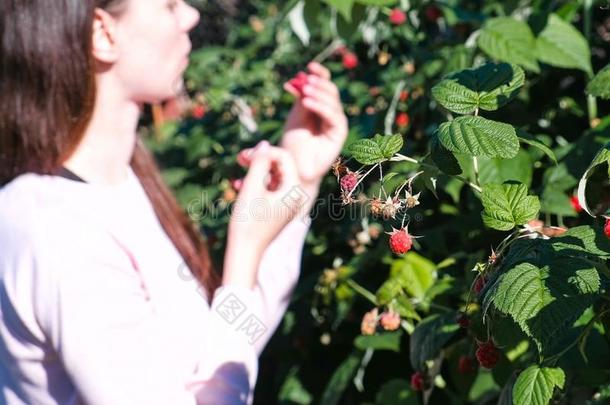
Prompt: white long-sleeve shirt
<box><xmin>0</xmin><ymin>166</ymin><xmax>311</xmax><ymax>404</ymax></box>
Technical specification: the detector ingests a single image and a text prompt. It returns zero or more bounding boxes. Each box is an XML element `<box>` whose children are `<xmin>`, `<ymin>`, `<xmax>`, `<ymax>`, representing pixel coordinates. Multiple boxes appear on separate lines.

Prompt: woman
<box><xmin>0</xmin><ymin>0</ymin><xmax>348</xmax><ymax>404</ymax></box>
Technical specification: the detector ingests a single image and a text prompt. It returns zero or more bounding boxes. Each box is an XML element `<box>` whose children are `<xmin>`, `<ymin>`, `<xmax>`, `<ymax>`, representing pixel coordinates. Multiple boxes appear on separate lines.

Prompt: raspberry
<box><xmin>458</xmin><ymin>356</ymin><xmax>474</xmax><ymax>374</ymax></box>
<box><xmin>570</xmin><ymin>195</ymin><xmax>582</xmax><ymax>213</ymax></box>
<box><xmin>399</xmin><ymin>90</ymin><xmax>409</xmax><ymax>101</ymax></box>
<box><xmin>388</xmin><ymin>227</ymin><xmax>413</xmax><ymax>255</ymax></box>
<box><xmin>379</xmin><ymin>311</ymin><xmax>401</xmax><ymax>331</ymax></box>
<box><xmin>396</xmin><ymin>112</ymin><xmax>410</xmax><ymax>128</ymax></box>
<box><xmin>605</xmin><ymin>218</ymin><xmax>610</xmax><ymax>239</ymax></box>
<box><xmin>191</xmin><ymin>104</ymin><xmax>206</xmax><ymax>119</ymax></box>
<box><xmin>475</xmin><ymin>341</ymin><xmax>499</xmax><ymax>369</ymax></box>
<box><xmin>360</xmin><ymin>308</ymin><xmax>378</xmax><ymax>335</ymax></box>
<box><xmin>369</xmin><ymin>198</ymin><xmax>384</xmax><ymax>217</ymax></box>
<box><xmin>288</xmin><ymin>71</ymin><xmax>308</xmax><ymax>97</ymax></box>
<box><xmin>456</xmin><ymin>312</ymin><xmax>470</xmax><ymax>329</ymax></box>
<box><xmin>473</xmin><ymin>276</ymin><xmax>486</xmax><ymax>295</ymax></box>
<box><xmin>342</xmin><ymin>51</ymin><xmax>359</xmax><ymax>70</ymax></box>
<box><xmin>266</xmin><ymin>161</ymin><xmax>282</xmax><ymax>192</ymax></box>
<box><xmin>340</xmin><ymin>171</ymin><xmax>359</xmax><ymax>192</ymax></box>
<box><xmin>389</xmin><ymin>8</ymin><xmax>407</xmax><ymax>25</ymax></box>
<box><xmin>410</xmin><ymin>371</ymin><xmax>425</xmax><ymax>391</ymax></box>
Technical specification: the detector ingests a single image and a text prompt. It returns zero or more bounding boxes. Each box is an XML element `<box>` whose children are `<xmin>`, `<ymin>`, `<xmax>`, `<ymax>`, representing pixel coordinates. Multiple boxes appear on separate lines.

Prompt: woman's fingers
<box><xmin>247</xmin><ymin>145</ymin><xmax>299</xmax><ymax>193</ymax></box>
<box><xmin>307</xmin><ymin>61</ymin><xmax>331</xmax><ymax>80</ymax></box>
<box><xmin>237</xmin><ymin>140</ymin><xmax>270</xmax><ymax>167</ymax></box>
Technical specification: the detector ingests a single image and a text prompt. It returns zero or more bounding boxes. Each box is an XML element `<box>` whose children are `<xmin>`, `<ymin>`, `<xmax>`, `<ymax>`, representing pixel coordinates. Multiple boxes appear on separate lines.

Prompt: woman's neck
<box><xmin>62</xmin><ymin>78</ymin><xmax>143</xmax><ymax>186</ymax></box>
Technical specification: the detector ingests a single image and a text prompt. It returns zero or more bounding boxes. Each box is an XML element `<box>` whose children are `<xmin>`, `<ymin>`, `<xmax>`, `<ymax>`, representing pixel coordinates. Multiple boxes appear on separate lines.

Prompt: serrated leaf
<box><xmin>513</xmin><ymin>365</ymin><xmax>565</xmax><ymax>405</ymax></box>
<box><xmin>347</xmin><ymin>139</ymin><xmax>385</xmax><ymax>164</ymax></box>
<box><xmin>432</xmin><ymin>63</ymin><xmax>525</xmax><ymax>114</ymax></box>
<box><xmin>577</xmin><ymin>143</ymin><xmax>610</xmax><ymax>217</ymax></box>
<box><xmin>587</xmin><ymin>64</ymin><xmax>610</xmax><ymax>99</ymax></box>
<box><xmin>393</xmin><ymin>295</ymin><xmax>421</xmax><ymax>321</ymax></box>
<box><xmin>481</xmin><ymin>183</ymin><xmax>540</xmax><ymax>231</ymax></box>
<box><xmin>550</xmin><ymin>225</ymin><xmax>610</xmax><ymax>259</ymax></box>
<box><xmin>430</xmin><ymin>134</ymin><xmax>462</xmax><ymax>175</ymax></box>
<box><xmin>536</xmin><ymin>14</ymin><xmax>592</xmax><ymax>75</ymax></box>
<box><xmin>409</xmin><ymin>313</ymin><xmax>460</xmax><ymax>369</ymax></box>
<box><xmin>477</xmin><ymin>17</ymin><xmax>540</xmax><ymax>72</ymax></box>
<box><xmin>436</xmin><ymin>116</ymin><xmax>519</xmax><ymax>159</ymax></box>
<box><xmin>373</xmin><ymin>134</ymin><xmax>404</xmax><ymax>159</ymax></box>
<box><xmin>478</xmin><ymin>150</ymin><xmax>533</xmax><ymax>187</ymax></box>
<box><xmin>485</xmin><ymin>260</ymin><xmax>599</xmax><ymax>354</ymax></box>
<box><xmin>354</xmin><ymin>330</ymin><xmax>402</xmax><ymax>352</ymax></box>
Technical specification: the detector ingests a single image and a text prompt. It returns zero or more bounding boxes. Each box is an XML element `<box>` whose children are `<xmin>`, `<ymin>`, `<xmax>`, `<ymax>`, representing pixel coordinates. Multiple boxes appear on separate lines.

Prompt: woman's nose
<box><xmin>182</xmin><ymin>2</ymin><xmax>201</xmax><ymax>32</ymax></box>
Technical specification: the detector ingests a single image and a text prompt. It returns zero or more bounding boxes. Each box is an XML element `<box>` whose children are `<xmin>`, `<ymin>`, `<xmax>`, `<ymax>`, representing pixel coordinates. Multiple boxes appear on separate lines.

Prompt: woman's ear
<box><xmin>91</xmin><ymin>8</ymin><xmax>120</xmax><ymax>64</ymax></box>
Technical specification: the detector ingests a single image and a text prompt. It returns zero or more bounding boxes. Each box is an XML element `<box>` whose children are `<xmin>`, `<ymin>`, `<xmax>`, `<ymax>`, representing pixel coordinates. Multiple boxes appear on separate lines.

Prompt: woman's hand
<box><xmin>280</xmin><ymin>61</ymin><xmax>348</xmax><ymax>185</ymax></box>
<box><xmin>223</xmin><ymin>141</ymin><xmax>305</xmax><ymax>288</ymax></box>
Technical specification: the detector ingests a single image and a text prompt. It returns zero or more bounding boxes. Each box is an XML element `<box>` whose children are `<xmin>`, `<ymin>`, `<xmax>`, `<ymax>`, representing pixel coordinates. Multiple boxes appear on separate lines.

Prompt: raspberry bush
<box><xmin>147</xmin><ymin>1</ymin><xmax>610</xmax><ymax>404</ymax></box>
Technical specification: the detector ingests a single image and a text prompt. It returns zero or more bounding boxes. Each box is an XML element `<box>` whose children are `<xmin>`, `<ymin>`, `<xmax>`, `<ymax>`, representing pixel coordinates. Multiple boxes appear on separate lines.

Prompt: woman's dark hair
<box><xmin>0</xmin><ymin>0</ymin><xmax>221</xmax><ymax>300</ymax></box>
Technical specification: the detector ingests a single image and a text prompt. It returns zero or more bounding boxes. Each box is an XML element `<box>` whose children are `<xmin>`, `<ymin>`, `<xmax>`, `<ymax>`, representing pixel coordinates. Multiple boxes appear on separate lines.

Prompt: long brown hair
<box><xmin>0</xmin><ymin>0</ymin><xmax>220</xmax><ymax>301</ymax></box>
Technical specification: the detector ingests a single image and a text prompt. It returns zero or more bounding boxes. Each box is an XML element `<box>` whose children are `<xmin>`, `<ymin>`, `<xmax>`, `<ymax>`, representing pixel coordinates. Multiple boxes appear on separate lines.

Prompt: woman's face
<box><xmin>110</xmin><ymin>0</ymin><xmax>199</xmax><ymax>103</ymax></box>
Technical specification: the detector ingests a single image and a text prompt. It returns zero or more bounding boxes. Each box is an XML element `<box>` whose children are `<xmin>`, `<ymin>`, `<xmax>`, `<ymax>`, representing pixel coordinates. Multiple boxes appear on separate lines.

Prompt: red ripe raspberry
<box><xmin>288</xmin><ymin>71</ymin><xmax>308</xmax><ymax>97</ymax></box>
<box><xmin>473</xmin><ymin>276</ymin><xmax>486</xmax><ymax>295</ymax></box>
<box><xmin>342</xmin><ymin>51</ymin><xmax>359</xmax><ymax>70</ymax></box>
<box><xmin>476</xmin><ymin>341</ymin><xmax>500</xmax><ymax>369</ymax></box>
<box><xmin>410</xmin><ymin>371</ymin><xmax>425</xmax><ymax>391</ymax></box>
<box><xmin>396</xmin><ymin>112</ymin><xmax>410</xmax><ymax>128</ymax></box>
<box><xmin>570</xmin><ymin>195</ymin><xmax>582</xmax><ymax>213</ymax></box>
<box><xmin>458</xmin><ymin>356</ymin><xmax>474</xmax><ymax>374</ymax></box>
<box><xmin>424</xmin><ymin>5</ymin><xmax>442</xmax><ymax>22</ymax></box>
<box><xmin>191</xmin><ymin>104</ymin><xmax>206</xmax><ymax>119</ymax></box>
<box><xmin>388</xmin><ymin>227</ymin><xmax>413</xmax><ymax>255</ymax></box>
<box><xmin>605</xmin><ymin>218</ymin><xmax>610</xmax><ymax>239</ymax></box>
<box><xmin>379</xmin><ymin>311</ymin><xmax>401</xmax><ymax>331</ymax></box>
<box><xmin>340</xmin><ymin>171</ymin><xmax>359</xmax><ymax>192</ymax></box>
<box><xmin>389</xmin><ymin>8</ymin><xmax>407</xmax><ymax>25</ymax></box>
<box><xmin>456</xmin><ymin>312</ymin><xmax>470</xmax><ymax>329</ymax></box>
<box><xmin>399</xmin><ymin>90</ymin><xmax>409</xmax><ymax>102</ymax></box>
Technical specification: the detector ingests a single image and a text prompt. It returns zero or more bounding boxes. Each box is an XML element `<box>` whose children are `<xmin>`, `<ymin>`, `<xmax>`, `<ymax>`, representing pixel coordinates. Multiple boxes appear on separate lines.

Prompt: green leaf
<box><xmin>354</xmin><ymin>330</ymin><xmax>402</xmax><ymax>352</ymax></box>
<box><xmin>431</xmin><ymin>63</ymin><xmax>525</xmax><ymax>114</ymax></box>
<box><xmin>347</xmin><ymin>139</ymin><xmax>385</xmax><ymax>164</ymax></box>
<box><xmin>518</xmin><ymin>133</ymin><xmax>557</xmax><ymax>164</ymax></box>
<box><xmin>279</xmin><ymin>367</ymin><xmax>313</xmax><ymax>404</ymax></box>
<box><xmin>409</xmin><ymin>313</ymin><xmax>460</xmax><ymax>370</ymax></box>
<box><xmin>320</xmin><ymin>351</ymin><xmax>361</xmax><ymax>405</ymax></box>
<box><xmin>393</xmin><ymin>295</ymin><xmax>421</xmax><ymax>321</ymax></box>
<box><xmin>478</xmin><ymin>150</ymin><xmax>533</xmax><ymax>188</ymax></box>
<box><xmin>322</xmin><ymin>0</ymin><xmax>355</xmax><ymax>22</ymax></box>
<box><xmin>536</xmin><ymin>14</ymin><xmax>592</xmax><ymax>75</ymax></box>
<box><xmin>375</xmin><ymin>379</ymin><xmax>420</xmax><ymax>405</ymax></box>
<box><xmin>513</xmin><ymin>365</ymin><xmax>565</xmax><ymax>405</ymax></box>
<box><xmin>577</xmin><ymin>143</ymin><xmax>610</xmax><ymax>217</ymax></box>
<box><xmin>485</xmin><ymin>260</ymin><xmax>599</xmax><ymax>354</ymax></box>
<box><xmin>430</xmin><ymin>134</ymin><xmax>462</xmax><ymax>175</ymax></box>
<box><xmin>373</xmin><ymin>134</ymin><xmax>404</xmax><ymax>159</ymax></box>
<box><xmin>477</xmin><ymin>17</ymin><xmax>539</xmax><ymax>72</ymax></box>
<box><xmin>436</xmin><ymin>116</ymin><xmax>519</xmax><ymax>159</ymax></box>
<box><xmin>391</xmin><ymin>253</ymin><xmax>437</xmax><ymax>299</ymax></box>
<box><xmin>550</xmin><ymin>225</ymin><xmax>610</xmax><ymax>259</ymax></box>
<box><xmin>376</xmin><ymin>279</ymin><xmax>403</xmax><ymax>305</ymax></box>
<box><xmin>480</xmin><ymin>183</ymin><xmax>540</xmax><ymax>231</ymax></box>
<box><xmin>587</xmin><ymin>64</ymin><xmax>610</xmax><ymax>99</ymax></box>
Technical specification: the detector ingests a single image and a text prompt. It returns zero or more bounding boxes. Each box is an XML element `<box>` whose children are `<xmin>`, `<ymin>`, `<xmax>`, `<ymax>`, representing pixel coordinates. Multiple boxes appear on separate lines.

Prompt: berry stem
<box><xmin>391</xmin><ymin>153</ymin><xmax>482</xmax><ymax>193</ymax></box>
<box><xmin>345</xmin><ymin>163</ymin><xmax>380</xmax><ymax>201</ymax></box>
<box><xmin>346</xmin><ymin>278</ymin><xmax>377</xmax><ymax>305</ymax></box>
<box><xmin>312</xmin><ymin>38</ymin><xmax>344</xmax><ymax>63</ymax></box>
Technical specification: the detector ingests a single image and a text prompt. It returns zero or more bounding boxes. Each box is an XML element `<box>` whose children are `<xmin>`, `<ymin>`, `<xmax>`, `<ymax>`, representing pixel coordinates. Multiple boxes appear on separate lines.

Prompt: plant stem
<box><xmin>391</xmin><ymin>153</ymin><xmax>482</xmax><ymax>193</ymax></box>
<box><xmin>313</xmin><ymin>38</ymin><xmax>344</xmax><ymax>63</ymax></box>
<box><xmin>584</xmin><ymin>0</ymin><xmax>598</xmax><ymax>126</ymax></box>
<box><xmin>385</xmin><ymin>80</ymin><xmax>406</xmax><ymax>135</ymax></box>
<box><xmin>346</xmin><ymin>279</ymin><xmax>377</xmax><ymax>305</ymax></box>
